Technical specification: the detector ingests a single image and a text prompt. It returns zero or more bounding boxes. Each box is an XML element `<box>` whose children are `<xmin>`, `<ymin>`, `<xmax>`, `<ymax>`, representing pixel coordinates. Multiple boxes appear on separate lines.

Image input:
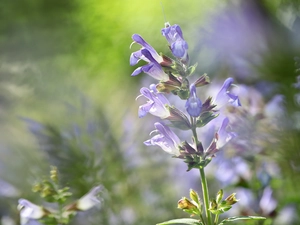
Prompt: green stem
<box><xmin>199</xmin><ymin>167</ymin><xmax>212</xmax><ymax>225</ymax></box>
<box><xmin>191</xmin><ymin>121</ymin><xmax>198</xmax><ymax>143</ymax></box>
<box><xmin>214</xmin><ymin>214</ymin><xmax>220</xmax><ymax>225</ymax></box>
<box><xmin>199</xmin><ymin>213</ymin><xmax>206</xmax><ymax>225</ymax></box>
<box><xmin>191</xmin><ymin>124</ymin><xmax>212</xmax><ymax>225</ymax></box>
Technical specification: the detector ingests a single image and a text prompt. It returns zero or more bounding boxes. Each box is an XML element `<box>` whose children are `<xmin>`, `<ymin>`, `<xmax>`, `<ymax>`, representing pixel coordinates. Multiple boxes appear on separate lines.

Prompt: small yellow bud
<box><xmin>209</xmin><ymin>199</ymin><xmax>218</xmax><ymax>211</ymax></box>
<box><xmin>189</xmin><ymin>189</ymin><xmax>199</xmax><ymax>204</ymax></box>
<box><xmin>216</xmin><ymin>189</ymin><xmax>224</xmax><ymax>203</ymax></box>
<box><xmin>32</xmin><ymin>183</ymin><xmax>43</xmax><ymax>193</ymax></box>
<box><xmin>177</xmin><ymin>197</ymin><xmax>197</xmax><ymax>210</ymax></box>
<box><xmin>225</xmin><ymin>193</ymin><xmax>239</xmax><ymax>205</ymax></box>
<box><xmin>50</xmin><ymin>166</ymin><xmax>58</xmax><ymax>183</ymax></box>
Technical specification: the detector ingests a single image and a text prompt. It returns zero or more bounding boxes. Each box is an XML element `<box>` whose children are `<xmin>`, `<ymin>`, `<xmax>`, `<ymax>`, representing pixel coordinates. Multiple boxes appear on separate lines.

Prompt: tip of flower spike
<box><xmin>164</xmin><ymin>22</ymin><xmax>170</xmax><ymax>28</ymax></box>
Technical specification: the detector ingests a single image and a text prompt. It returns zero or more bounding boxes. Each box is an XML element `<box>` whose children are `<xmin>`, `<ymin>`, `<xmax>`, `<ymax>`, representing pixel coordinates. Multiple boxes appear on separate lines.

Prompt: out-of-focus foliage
<box><xmin>1</xmin><ymin>0</ymin><xmax>300</xmax><ymax>224</ymax></box>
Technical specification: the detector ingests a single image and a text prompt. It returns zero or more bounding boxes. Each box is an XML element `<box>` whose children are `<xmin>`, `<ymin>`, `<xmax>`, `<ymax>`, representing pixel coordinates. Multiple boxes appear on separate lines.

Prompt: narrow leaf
<box><xmin>218</xmin><ymin>216</ymin><xmax>266</xmax><ymax>225</ymax></box>
<box><xmin>157</xmin><ymin>218</ymin><xmax>202</xmax><ymax>225</ymax></box>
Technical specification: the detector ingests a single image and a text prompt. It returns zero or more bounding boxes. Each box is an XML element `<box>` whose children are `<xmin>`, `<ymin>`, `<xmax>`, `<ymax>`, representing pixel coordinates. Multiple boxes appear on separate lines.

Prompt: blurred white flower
<box><xmin>18</xmin><ymin>199</ymin><xmax>49</xmax><ymax>225</ymax></box>
<box><xmin>65</xmin><ymin>185</ymin><xmax>103</xmax><ymax>212</ymax></box>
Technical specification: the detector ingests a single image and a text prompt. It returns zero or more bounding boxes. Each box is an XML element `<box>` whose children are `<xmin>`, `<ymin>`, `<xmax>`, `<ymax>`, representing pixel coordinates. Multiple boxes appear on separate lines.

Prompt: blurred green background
<box><xmin>0</xmin><ymin>0</ymin><xmax>300</xmax><ymax>224</ymax></box>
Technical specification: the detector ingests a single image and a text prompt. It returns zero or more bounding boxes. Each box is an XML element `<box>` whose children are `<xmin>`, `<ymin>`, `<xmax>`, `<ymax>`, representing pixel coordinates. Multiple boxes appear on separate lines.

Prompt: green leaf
<box><xmin>157</xmin><ymin>218</ymin><xmax>202</xmax><ymax>225</ymax></box>
<box><xmin>218</xmin><ymin>216</ymin><xmax>266</xmax><ymax>225</ymax></box>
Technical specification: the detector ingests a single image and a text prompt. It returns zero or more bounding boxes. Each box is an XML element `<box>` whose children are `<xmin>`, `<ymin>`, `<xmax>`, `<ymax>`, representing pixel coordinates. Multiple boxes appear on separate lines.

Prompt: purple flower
<box><xmin>131</xmin><ymin>49</ymin><xmax>169</xmax><ymax>81</ymax></box>
<box><xmin>214</xmin><ymin>77</ymin><xmax>241</xmax><ymax>108</ymax></box>
<box><xmin>205</xmin><ymin>117</ymin><xmax>236</xmax><ymax>157</ymax></box>
<box><xmin>130</xmin><ymin>34</ymin><xmax>169</xmax><ymax>81</ymax></box>
<box><xmin>259</xmin><ymin>187</ymin><xmax>277</xmax><ymax>216</ymax></box>
<box><xmin>214</xmin><ymin>155</ymin><xmax>251</xmax><ymax>186</ymax></box>
<box><xmin>216</xmin><ymin>117</ymin><xmax>237</xmax><ymax>148</ymax></box>
<box><xmin>144</xmin><ymin>122</ymin><xmax>181</xmax><ymax>156</ymax></box>
<box><xmin>137</xmin><ymin>84</ymin><xmax>171</xmax><ymax>119</ymax></box>
<box><xmin>161</xmin><ymin>22</ymin><xmax>188</xmax><ymax>62</ymax></box>
<box><xmin>185</xmin><ymin>83</ymin><xmax>202</xmax><ymax>117</ymax></box>
<box><xmin>130</xmin><ymin>34</ymin><xmax>163</xmax><ymax>66</ymax></box>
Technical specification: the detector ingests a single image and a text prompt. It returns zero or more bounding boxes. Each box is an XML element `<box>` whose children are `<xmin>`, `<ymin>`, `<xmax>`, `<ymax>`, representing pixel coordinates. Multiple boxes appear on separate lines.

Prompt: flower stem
<box><xmin>199</xmin><ymin>166</ymin><xmax>212</xmax><ymax>225</ymax></box>
<box><xmin>214</xmin><ymin>213</ymin><xmax>220</xmax><ymax>225</ymax></box>
<box><xmin>191</xmin><ymin>124</ymin><xmax>212</xmax><ymax>225</ymax></box>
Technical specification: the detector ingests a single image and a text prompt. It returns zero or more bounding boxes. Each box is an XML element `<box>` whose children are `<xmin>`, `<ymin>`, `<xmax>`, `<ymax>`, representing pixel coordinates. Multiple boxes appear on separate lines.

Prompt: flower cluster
<box><xmin>130</xmin><ymin>22</ymin><xmax>240</xmax><ymax>171</ymax></box>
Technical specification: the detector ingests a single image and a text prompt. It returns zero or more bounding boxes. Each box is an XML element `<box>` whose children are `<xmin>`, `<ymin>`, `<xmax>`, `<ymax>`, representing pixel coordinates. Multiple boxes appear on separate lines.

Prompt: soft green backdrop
<box><xmin>0</xmin><ymin>0</ymin><xmax>300</xmax><ymax>225</ymax></box>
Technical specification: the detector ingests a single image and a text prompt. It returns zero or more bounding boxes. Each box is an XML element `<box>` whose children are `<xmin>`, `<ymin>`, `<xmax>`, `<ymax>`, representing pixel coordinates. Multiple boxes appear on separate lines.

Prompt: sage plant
<box><xmin>130</xmin><ymin>22</ymin><xmax>266</xmax><ymax>225</ymax></box>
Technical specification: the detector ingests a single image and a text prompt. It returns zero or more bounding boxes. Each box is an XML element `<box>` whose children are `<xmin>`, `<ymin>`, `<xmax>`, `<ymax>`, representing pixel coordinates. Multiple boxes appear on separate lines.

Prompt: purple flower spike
<box><xmin>214</xmin><ymin>77</ymin><xmax>241</xmax><ymax>108</ymax></box>
<box><xmin>144</xmin><ymin>122</ymin><xmax>181</xmax><ymax>156</ymax></box>
<box><xmin>138</xmin><ymin>85</ymin><xmax>171</xmax><ymax>119</ymax></box>
<box><xmin>185</xmin><ymin>84</ymin><xmax>202</xmax><ymax>117</ymax></box>
<box><xmin>161</xmin><ymin>22</ymin><xmax>188</xmax><ymax>62</ymax></box>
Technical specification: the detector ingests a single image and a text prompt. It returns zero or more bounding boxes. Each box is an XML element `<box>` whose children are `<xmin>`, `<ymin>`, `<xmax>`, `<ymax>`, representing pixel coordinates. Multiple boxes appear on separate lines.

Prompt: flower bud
<box><xmin>160</xmin><ymin>54</ymin><xmax>174</xmax><ymax>67</ymax></box>
<box><xmin>50</xmin><ymin>166</ymin><xmax>58</xmax><ymax>184</ymax></box>
<box><xmin>189</xmin><ymin>189</ymin><xmax>200</xmax><ymax>204</ymax></box>
<box><xmin>156</xmin><ymin>74</ymin><xmax>182</xmax><ymax>93</ymax></box>
<box><xmin>225</xmin><ymin>193</ymin><xmax>239</xmax><ymax>205</ymax></box>
<box><xmin>177</xmin><ymin>197</ymin><xmax>197</xmax><ymax>210</ymax></box>
<box><xmin>194</xmin><ymin>73</ymin><xmax>210</xmax><ymax>87</ymax></box>
<box><xmin>32</xmin><ymin>183</ymin><xmax>43</xmax><ymax>193</ymax></box>
<box><xmin>216</xmin><ymin>189</ymin><xmax>224</xmax><ymax>204</ymax></box>
<box><xmin>209</xmin><ymin>199</ymin><xmax>218</xmax><ymax>214</ymax></box>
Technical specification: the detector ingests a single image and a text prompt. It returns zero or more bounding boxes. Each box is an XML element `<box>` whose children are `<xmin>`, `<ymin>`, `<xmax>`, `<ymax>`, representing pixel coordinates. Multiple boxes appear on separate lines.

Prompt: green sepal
<box><xmin>176</xmin><ymin>89</ymin><xmax>189</xmax><ymax>100</ymax></box>
<box><xmin>213</xmin><ymin>200</ymin><xmax>232</xmax><ymax>214</ymax></box>
<box><xmin>156</xmin><ymin>74</ymin><xmax>182</xmax><ymax>93</ymax></box>
<box><xmin>184</xmin><ymin>157</ymin><xmax>212</xmax><ymax>171</ymax></box>
<box><xmin>218</xmin><ymin>216</ymin><xmax>266</xmax><ymax>225</ymax></box>
<box><xmin>216</xmin><ymin>189</ymin><xmax>224</xmax><ymax>204</ymax></box>
<box><xmin>194</xmin><ymin>73</ymin><xmax>210</xmax><ymax>87</ymax></box>
<box><xmin>172</xmin><ymin>77</ymin><xmax>189</xmax><ymax>100</ymax></box>
<box><xmin>209</xmin><ymin>199</ymin><xmax>218</xmax><ymax>214</ymax></box>
<box><xmin>187</xmin><ymin>63</ymin><xmax>198</xmax><ymax>76</ymax></box>
<box><xmin>157</xmin><ymin>218</ymin><xmax>203</xmax><ymax>225</ymax></box>
<box><xmin>166</xmin><ymin>106</ymin><xmax>191</xmax><ymax>130</ymax></box>
<box><xmin>39</xmin><ymin>180</ymin><xmax>57</xmax><ymax>202</ymax></box>
<box><xmin>169</xmin><ymin>61</ymin><xmax>187</xmax><ymax>77</ymax></box>
<box><xmin>189</xmin><ymin>189</ymin><xmax>200</xmax><ymax>206</ymax></box>
<box><xmin>196</xmin><ymin>112</ymin><xmax>218</xmax><ymax>128</ymax></box>
<box><xmin>55</xmin><ymin>187</ymin><xmax>72</xmax><ymax>204</ymax></box>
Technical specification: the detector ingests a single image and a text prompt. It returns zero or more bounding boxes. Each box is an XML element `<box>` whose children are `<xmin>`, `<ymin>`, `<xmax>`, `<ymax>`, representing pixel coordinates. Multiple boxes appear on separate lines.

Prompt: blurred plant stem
<box><xmin>199</xmin><ymin>167</ymin><xmax>212</xmax><ymax>225</ymax></box>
